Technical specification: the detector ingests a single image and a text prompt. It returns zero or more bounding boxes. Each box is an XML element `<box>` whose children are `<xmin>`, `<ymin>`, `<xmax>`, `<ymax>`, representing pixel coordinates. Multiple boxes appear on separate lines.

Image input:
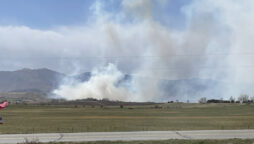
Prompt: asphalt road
<box><xmin>0</xmin><ymin>130</ymin><xmax>254</xmax><ymax>144</ymax></box>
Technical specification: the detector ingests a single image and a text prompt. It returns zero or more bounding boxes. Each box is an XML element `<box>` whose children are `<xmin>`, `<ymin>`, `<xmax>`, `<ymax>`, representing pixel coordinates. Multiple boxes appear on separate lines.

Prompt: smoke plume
<box><xmin>53</xmin><ymin>0</ymin><xmax>254</xmax><ymax>102</ymax></box>
<box><xmin>53</xmin><ymin>63</ymin><xmax>135</xmax><ymax>101</ymax></box>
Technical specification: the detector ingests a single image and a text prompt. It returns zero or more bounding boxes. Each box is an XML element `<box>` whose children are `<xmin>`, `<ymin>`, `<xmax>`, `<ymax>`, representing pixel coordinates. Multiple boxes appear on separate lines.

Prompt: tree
<box><xmin>229</xmin><ymin>96</ymin><xmax>235</xmax><ymax>103</ymax></box>
<box><xmin>250</xmin><ymin>96</ymin><xmax>254</xmax><ymax>103</ymax></box>
<box><xmin>199</xmin><ymin>97</ymin><xmax>207</xmax><ymax>104</ymax></box>
<box><xmin>238</xmin><ymin>94</ymin><xmax>249</xmax><ymax>103</ymax></box>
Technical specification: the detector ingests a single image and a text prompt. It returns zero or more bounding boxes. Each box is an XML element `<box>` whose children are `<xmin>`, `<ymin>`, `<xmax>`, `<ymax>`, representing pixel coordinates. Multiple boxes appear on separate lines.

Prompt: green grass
<box><xmin>1</xmin><ymin>103</ymin><xmax>254</xmax><ymax>134</ymax></box>
<box><xmin>19</xmin><ymin>139</ymin><xmax>254</xmax><ymax>144</ymax></box>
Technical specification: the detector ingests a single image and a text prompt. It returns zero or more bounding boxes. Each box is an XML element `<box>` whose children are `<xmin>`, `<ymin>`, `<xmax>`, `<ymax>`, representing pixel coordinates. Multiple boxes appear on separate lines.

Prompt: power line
<box><xmin>2</xmin><ymin>53</ymin><xmax>254</xmax><ymax>59</ymax></box>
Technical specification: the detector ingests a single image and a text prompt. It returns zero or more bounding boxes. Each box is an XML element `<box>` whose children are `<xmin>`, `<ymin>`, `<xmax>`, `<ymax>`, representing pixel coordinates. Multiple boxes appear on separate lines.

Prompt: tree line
<box><xmin>199</xmin><ymin>94</ymin><xmax>254</xmax><ymax>104</ymax></box>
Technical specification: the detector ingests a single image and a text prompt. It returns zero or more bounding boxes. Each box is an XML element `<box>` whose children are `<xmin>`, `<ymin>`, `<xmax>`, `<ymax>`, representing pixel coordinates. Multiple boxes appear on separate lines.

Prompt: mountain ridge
<box><xmin>0</xmin><ymin>68</ymin><xmax>222</xmax><ymax>102</ymax></box>
<box><xmin>0</xmin><ymin>68</ymin><xmax>64</xmax><ymax>93</ymax></box>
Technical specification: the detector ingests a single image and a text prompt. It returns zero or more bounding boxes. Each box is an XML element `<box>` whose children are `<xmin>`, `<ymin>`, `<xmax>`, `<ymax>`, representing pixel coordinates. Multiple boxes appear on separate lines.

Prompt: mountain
<box><xmin>160</xmin><ymin>78</ymin><xmax>223</xmax><ymax>101</ymax></box>
<box><xmin>0</xmin><ymin>68</ymin><xmax>64</xmax><ymax>93</ymax></box>
<box><xmin>75</xmin><ymin>72</ymin><xmax>91</xmax><ymax>82</ymax></box>
<box><xmin>0</xmin><ymin>68</ymin><xmax>223</xmax><ymax>102</ymax></box>
<box><xmin>118</xmin><ymin>76</ymin><xmax>223</xmax><ymax>101</ymax></box>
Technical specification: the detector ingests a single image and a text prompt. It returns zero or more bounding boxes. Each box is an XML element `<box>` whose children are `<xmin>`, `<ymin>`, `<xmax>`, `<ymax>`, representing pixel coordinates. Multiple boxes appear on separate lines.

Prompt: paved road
<box><xmin>0</xmin><ymin>130</ymin><xmax>254</xmax><ymax>144</ymax></box>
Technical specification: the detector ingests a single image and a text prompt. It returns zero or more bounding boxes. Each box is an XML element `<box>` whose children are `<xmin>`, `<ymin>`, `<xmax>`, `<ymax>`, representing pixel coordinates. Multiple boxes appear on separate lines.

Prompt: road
<box><xmin>0</xmin><ymin>130</ymin><xmax>254</xmax><ymax>144</ymax></box>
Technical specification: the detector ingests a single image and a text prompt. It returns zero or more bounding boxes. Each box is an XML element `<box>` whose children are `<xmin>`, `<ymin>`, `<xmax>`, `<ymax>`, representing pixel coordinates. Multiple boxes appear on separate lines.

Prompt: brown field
<box><xmin>0</xmin><ymin>103</ymin><xmax>253</xmax><ymax>134</ymax></box>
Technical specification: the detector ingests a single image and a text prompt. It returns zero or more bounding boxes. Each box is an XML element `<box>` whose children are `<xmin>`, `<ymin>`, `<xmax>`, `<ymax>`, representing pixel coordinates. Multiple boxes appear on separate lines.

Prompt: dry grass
<box><xmin>0</xmin><ymin>103</ymin><xmax>254</xmax><ymax>134</ymax></box>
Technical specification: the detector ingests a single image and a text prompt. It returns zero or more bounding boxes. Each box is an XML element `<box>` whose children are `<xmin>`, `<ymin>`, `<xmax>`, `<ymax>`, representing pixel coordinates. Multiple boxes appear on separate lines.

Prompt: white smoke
<box><xmin>53</xmin><ymin>63</ymin><xmax>136</xmax><ymax>101</ymax></box>
<box><xmin>53</xmin><ymin>0</ymin><xmax>254</xmax><ymax>102</ymax></box>
<box><xmin>184</xmin><ymin>0</ymin><xmax>254</xmax><ymax>99</ymax></box>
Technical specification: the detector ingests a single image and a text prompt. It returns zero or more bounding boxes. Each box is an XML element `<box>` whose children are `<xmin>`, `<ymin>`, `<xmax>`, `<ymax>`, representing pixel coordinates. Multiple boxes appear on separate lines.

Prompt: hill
<box><xmin>0</xmin><ymin>68</ymin><xmax>64</xmax><ymax>93</ymax></box>
<box><xmin>0</xmin><ymin>68</ymin><xmax>223</xmax><ymax>102</ymax></box>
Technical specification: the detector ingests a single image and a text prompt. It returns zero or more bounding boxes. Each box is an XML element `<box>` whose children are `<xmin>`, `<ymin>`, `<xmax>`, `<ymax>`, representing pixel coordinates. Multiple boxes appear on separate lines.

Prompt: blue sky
<box><xmin>0</xmin><ymin>0</ymin><xmax>94</xmax><ymax>28</ymax></box>
<box><xmin>0</xmin><ymin>0</ymin><xmax>191</xmax><ymax>29</ymax></box>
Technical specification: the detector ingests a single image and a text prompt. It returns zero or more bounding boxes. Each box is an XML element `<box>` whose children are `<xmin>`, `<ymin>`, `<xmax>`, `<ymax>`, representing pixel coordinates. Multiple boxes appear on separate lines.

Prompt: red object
<box><xmin>0</xmin><ymin>102</ymin><xmax>8</xmax><ymax>110</ymax></box>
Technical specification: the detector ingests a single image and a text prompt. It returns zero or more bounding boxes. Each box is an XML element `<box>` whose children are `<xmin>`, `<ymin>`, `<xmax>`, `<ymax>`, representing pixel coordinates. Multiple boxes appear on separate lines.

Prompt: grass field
<box><xmin>0</xmin><ymin>103</ymin><xmax>254</xmax><ymax>134</ymax></box>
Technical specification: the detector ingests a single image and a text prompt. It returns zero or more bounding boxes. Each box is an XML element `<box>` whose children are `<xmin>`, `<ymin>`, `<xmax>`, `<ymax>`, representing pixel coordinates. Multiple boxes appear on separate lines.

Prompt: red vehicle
<box><xmin>0</xmin><ymin>102</ymin><xmax>8</xmax><ymax>124</ymax></box>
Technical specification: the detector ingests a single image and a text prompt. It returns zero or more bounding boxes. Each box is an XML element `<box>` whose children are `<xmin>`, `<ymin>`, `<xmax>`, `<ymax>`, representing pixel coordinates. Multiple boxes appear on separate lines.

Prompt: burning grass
<box><xmin>0</xmin><ymin>103</ymin><xmax>254</xmax><ymax>134</ymax></box>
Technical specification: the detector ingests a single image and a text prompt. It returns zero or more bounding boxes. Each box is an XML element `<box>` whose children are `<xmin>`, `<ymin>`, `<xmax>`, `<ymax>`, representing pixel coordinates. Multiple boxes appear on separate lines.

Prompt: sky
<box><xmin>0</xmin><ymin>0</ymin><xmax>189</xmax><ymax>29</ymax></box>
<box><xmin>0</xmin><ymin>0</ymin><xmax>94</xmax><ymax>28</ymax></box>
<box><xmin>1</xmin><ymin>0</ymin><xmax>254</xmax><ymax>101</ymax></box>
<box><xmin>0</xmin><ymin>0</ymin><xmax>192</xmax><ymax>73</ymax></box>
